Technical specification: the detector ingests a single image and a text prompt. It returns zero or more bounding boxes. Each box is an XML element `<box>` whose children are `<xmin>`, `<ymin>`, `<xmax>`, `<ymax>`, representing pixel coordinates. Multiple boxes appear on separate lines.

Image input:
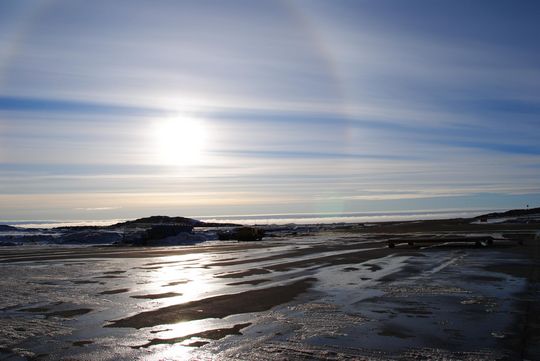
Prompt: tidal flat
<box><xmin>0</xmin><ymin>220</ymin><xmax>539</xmax><ymax>360</ymax></box>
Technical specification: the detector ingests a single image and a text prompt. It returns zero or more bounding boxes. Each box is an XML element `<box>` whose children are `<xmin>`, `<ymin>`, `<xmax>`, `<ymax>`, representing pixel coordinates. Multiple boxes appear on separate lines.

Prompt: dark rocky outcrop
<box><xmin>49</xmin><ymin>216</ymin><xmax>237</xmax><ymax>236</ymax></box>
<box><xmin>0</xmin><ymin>234</ymin><xmax>56</xmax><ymax>244</ymax></box>
<box><xmin>111</xmin><ymin>216</ymin><xmax>201</xmax><ymax>229</ymax></box>
<box><xmin>58</xmin><ymin>230</ymin><xmax>123</xmax><ymax>244</ymax></box>
<box><xmin>109</xmin><ymin>216</ymin><xmax>240</xmax><ymax>229</ymax></box>
<box><xmin>0</xmin><ymin>241</ymin><xmax>19</xmax><ymax>246</ymax></box>
<box><xmin>146</xmin><ymin>224</ymin><xmax>193</xmax><ymax>240</ymax></box>
<box><xmin>218</xmin><ymin>227</ymin><xmax>265</xmax><ymax>242</ymax></box>
<box><xmin>0</xmin><ymin>225</ymin><xmax>18</xmax><ymax>231</ymax></box>
<box><xmin>123</xmin><ymin>225</ymin><xmax>207</xmax><ymax>246</ymax></box>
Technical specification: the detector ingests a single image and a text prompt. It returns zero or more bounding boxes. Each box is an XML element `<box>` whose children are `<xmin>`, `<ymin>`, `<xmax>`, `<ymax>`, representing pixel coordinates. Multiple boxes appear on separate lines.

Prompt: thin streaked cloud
<box><xmin>1</xmin><ymin>0</ymin><xmax>539</xmax><ymax>220</ymax></box>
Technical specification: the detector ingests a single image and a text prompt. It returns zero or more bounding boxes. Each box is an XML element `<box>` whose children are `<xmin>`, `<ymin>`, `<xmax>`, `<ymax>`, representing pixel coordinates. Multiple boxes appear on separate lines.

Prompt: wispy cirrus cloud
<box><xmin>1</xmin><ymin>1</ymin><xmax>539</xmax><ymax>220</ymax></box>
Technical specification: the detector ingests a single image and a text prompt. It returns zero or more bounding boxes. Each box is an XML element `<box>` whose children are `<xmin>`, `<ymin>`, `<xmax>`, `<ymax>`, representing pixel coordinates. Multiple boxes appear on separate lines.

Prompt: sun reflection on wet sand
<box><xmin>141</xmin><ymin>343</ymin><xmax>197</xmax><ymax>361</ymax></box>
<box><xmin>146</xmin><ymin>254</ymin><xmax>222</xmax><ymax>305</ymax></box>
<box><xmin>128</xmin><ymin>252</ymin><xmax>256</xmax><ymax>358</ymax></box>
<box><xmin>132</xmin><ymin>253</ymin><xmax>229</xmax><ymax>341</ymax></box>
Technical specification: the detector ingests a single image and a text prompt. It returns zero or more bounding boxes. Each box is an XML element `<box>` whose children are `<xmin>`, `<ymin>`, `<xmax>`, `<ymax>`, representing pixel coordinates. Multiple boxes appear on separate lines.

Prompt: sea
<box><xmin>1</xmin><ymin>208</ymin><xmax>499</xmax><ymax>229</ymax></box>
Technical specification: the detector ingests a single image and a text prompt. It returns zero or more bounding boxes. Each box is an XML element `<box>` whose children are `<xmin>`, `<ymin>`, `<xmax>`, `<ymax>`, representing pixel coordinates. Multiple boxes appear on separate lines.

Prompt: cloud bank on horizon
<box><xmin>1</xmin><ymin>0</ymin><xmax>539</xmax><ymax>220</ymax></box>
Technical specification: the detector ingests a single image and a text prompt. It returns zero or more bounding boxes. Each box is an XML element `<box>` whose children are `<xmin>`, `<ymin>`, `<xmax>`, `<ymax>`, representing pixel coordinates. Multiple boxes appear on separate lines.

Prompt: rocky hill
<box><xmin>109</xmin><ymin>216</ymin><xmax>239</xmax><ymax>229</ymax></box>
<box><xmin>110</xmin><ymin>216</ymin><xmax>202</xmax><ymax>228</ymax></box>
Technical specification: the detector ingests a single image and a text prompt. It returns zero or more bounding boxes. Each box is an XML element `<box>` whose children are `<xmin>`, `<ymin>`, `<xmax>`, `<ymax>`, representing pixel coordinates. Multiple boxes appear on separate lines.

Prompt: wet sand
<box><xmin>108</xmin><ymin>278</ymin><xmax>315</xmax><ymax>328</ymax></box>
<box><xmin>99</xmin><ymin>288</ymin><xmax>130</xmax><ymax>295</ymax></box>
<box><xmin>0</xmin><ymin>219</ymin><xmax>538</xmax><ymax>360</ymax></box>
<box><xmin>133</xmin><ymin>322</ymin><xmax>252</xmax><ymax>349</ymax></box>
<box><xmin>130</xmin><ymin>292</ymin><xmax>182</xmax><ymax>300</ymax></box>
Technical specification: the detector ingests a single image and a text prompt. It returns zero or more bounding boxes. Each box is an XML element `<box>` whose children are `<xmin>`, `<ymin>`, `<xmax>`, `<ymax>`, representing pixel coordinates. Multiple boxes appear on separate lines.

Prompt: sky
<box><xmin>1</xmin><ymin>0</ymin><xmax>540</xmax><ymax>221</ymax></box>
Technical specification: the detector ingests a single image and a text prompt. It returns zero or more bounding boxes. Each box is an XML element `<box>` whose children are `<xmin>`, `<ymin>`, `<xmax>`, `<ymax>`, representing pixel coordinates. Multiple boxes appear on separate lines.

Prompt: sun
<box><xmin>154</xmin><ymin>116</ymin><xmax>207</xmax><ymax>166</ymax></box>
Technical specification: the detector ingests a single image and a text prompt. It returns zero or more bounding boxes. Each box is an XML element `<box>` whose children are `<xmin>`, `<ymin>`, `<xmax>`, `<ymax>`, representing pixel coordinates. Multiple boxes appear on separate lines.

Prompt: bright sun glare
<box><xmin>154</xmin><ymin>117</ymin><xmax>207</xmax><ymax>166</ymax></box>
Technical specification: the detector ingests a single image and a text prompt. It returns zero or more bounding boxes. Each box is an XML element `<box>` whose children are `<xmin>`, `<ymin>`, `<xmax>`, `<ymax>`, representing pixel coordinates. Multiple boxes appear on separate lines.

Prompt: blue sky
<box><xmin>1</xmin><ymin>0</ymin><xmax>540</xmax><ymax>221</ymax></box>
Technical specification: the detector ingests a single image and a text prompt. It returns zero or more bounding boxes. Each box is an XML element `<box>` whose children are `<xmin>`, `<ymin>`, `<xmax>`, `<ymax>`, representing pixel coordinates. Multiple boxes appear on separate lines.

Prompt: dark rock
<box><xmin>123</xmin><ymin>225</ymin><xmax>206</xmax><ymax>246</ymax></box>
<box><xmin>146</xmin><ymin>225</ymin><xmax>194</xmax><ymax>240</ymax></box>
<box><xmin>147</xmin><ymin>232</ymin><xmax>208</xmax><ymax>246</ymax></box>
<box><xmin>0</xmin><ymin>234</ymin><xmax>56</xmax><ymax>244</ymax></box>
<box><xmin>218</xmin><ymin>227</ymin><xmax>265</xmax><ymax>242</ymax></box>
<box><xmin>0</xmin><ymin>225</ymin><xmax>18</xmax><ymax>231</ymax></box>
<box><xmin>109</xmin><ymin>216</ymin><xmax>240</xmax><ymax>229</ymax></box>
<box><xmin>111</xmin><ymin>216</ymin><xmax>201</xmax><ymax>229</ymax></box>
<box><xmin>58</xmin><ymin>230</ymin><xmax>122</xmax><ymax>244</ymax></box>
<box><xmin>0</xmin><ymin>241</ymin><xmax>19</xmax><ymax>246</ymax></box>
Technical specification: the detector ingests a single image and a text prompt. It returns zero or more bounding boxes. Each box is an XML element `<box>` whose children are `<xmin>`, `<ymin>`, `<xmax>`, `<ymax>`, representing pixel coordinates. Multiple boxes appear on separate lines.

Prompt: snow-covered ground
<box><xmin>0</xmin><ymin>230</ymin><xmax>537</xmax><ymax>360</ymax></box>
